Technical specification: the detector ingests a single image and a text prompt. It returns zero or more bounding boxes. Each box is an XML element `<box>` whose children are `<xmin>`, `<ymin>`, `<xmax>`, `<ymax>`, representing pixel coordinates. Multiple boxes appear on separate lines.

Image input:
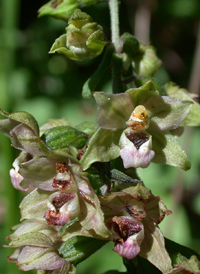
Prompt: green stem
<box><xmin>112</xmin><ymin>53</ymin><xmax>124</xmax><ymax>93</ymax></box>
<box><xmin>109</xmin><ymin>0</ymin><xmax>121</xmax><ymax>53</ymax></box>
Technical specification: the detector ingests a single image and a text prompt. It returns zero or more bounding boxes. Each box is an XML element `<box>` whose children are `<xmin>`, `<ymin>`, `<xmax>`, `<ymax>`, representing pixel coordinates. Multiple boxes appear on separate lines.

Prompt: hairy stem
<box><xmin>109</xmin><ymin>0</ymin><xmax>121</xmax><ymax>53</ymax></box>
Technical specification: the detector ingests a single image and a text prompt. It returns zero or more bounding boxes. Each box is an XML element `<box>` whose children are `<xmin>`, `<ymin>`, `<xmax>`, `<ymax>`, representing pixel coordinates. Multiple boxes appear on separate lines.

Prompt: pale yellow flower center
<box><xmin>126</xmin><ymin>105</ymin><xmax>150</xmax><ymax>130</ymax></box>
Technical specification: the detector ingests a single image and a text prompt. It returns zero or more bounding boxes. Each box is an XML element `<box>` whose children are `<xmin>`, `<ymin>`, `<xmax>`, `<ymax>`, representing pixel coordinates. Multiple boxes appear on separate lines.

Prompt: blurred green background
<box><xmin>0</xmin><ymin>0</ymin><xmax>200</xmax><ymax>273</ymax></box>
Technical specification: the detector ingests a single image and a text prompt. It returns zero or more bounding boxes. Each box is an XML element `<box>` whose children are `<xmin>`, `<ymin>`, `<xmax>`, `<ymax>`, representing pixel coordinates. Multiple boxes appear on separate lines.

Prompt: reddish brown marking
<box><xmin>44</xmin><ymin>210</ymin><xmax>62</xmax><ymax>225</ymax></box>
<box><xmin>52</xmin><ymin>176</ymin><xmax>73</xmax><ymax>190</ymax></box>
<box><xmin>79</xmin><ymin>191</ymin><xmax>95</xmax><ymax>206</ymax></box>
<box><xmin>56</xmin><ymin>163</ymin><xmax>68</xmax><ymax>173</ymax></box>
<box><xmin>125</xmin><ymin>131</ymin><xmax>148</xmax><ymax>150</ymax></box>
<box><xmin>107</xmin><ymin>216</ymin><xmax>142</xmax><ymax>241</ymax></box>
<box><xmin>51</xmin><ymin>0</ymin><xmax>63</xmax><ymax>8</ymax></box>
<box><xmin>78</xmin><ymin>149</ymin><xmax>84</xmax><ymax>160</ymax></box>
<box><xmin>52</xmin><ymin>192</ymin><xmax>75</xmax><ymax>209</ymax></box>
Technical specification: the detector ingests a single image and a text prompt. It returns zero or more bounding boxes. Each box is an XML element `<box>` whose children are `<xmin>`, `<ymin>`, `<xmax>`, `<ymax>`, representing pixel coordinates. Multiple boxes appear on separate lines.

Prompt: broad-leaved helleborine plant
<box><xmin>1</xmin><ymin>0</ymin><xmax>200</xmax><ymax>274</ymax></box>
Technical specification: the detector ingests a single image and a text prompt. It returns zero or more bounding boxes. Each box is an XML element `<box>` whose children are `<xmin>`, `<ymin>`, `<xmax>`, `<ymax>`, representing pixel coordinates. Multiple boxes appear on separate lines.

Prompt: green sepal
<box><xmin>20</xmin><ymin>189</ymin><xmax>49</xmax><ymax>221</ymax></box>
<box><xmin>150</xmin><ymin>130</ymin><xmax>191</xmax><ymax>171</ymax></box>
<box><xmin>82</xmin><ymin>45</ymin><xmax>114</xmax><ymax>98</ymax></box>
<box><xmin>38</xmin><ymin>0</ymin><xmax>78</xmax><ymax>21</ymax></box>
<box><xmin>80</xmin><ymin>128</ymin><xmax>122</xmax><ymax>170</ymax></box>
<box><xmin>41</xmin><ymin>125</ymin><xmax>89</xmax><ymax>150</ymax></box>
<box><xmin>121</xmin><ymin>32</ymin><xmax>139</xmax><ymax>58</ymax></box>
<box><xmin>134</xmin><ymin>76</ymin><xmax>167</xmax><ymax>95</ymax></box>
<box><xmin>139</xmin><ymin>220</ymin><xmax>173</xmax><ymax>273</ymax></box>
<box><xmin>49</xmin><ymin>34</ymin><xmax>83</xmax><ymax>61</ymax></box>
<box><xmin>126</xmin><ymin>80</ymin><xmax>159</xmax><ymax>107</ymax></box>
<box><xmin>165</xmin><ymin>82</ymin><xmax>200</xmax><ymax>126</ymax></box>
<box><xmin>94</xmin><ymin>92</ymin><xmax>134</xmax><ymax>129</ymax></box>
<box><xmin>59</xmin><ymin>236</ymin><xmax>106</xmax><ymax>265</ymax></box>
<box><xmin>7</xmin><ymin>232</ymin><xmax>54</xmax><ymax>248</ymax></box>
<box><xmin>86</xmin><ymin>28</ymin><xmax>107</xmax><ymax>58</ymax></box>
<box><xmin>143</xmin><ymin>95</ymin><xmax>193</xmax><ymax>131</ymax></box>
<box><xmin>132</xmin><ymin>44</ymin><xmax>162</xmax><ymax>77</ymax></box>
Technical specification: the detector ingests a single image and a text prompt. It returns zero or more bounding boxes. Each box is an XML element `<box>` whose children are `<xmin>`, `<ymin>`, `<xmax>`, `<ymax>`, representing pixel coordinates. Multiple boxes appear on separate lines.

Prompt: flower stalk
<box><xmin>109</xmin><ymin>0</ymin><xmax>121</xmax><ymax>53</ymax></box>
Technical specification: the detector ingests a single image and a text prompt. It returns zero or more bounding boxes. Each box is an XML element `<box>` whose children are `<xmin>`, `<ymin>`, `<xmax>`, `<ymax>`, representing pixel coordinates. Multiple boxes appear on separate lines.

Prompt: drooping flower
<box><xmin>100</xmin><ymin>183</ymin><xmax>173</xmax><ymax>273</ymax></box>
<box><xmin>5</xmin><ymin>220</ymin><xmax>73</xmax><ymax>272</ymax></box>
<box><xmin>80</xmin><ymin>80</ymin><xmax>193</xmax><ymax>171</ymax></box>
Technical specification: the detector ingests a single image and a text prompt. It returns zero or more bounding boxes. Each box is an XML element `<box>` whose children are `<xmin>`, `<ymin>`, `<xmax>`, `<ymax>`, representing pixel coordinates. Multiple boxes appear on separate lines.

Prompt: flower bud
<box><xmin>49</xmin><ymin>9</ymin><xmax>107</xmax><ymax>61</ymax></box>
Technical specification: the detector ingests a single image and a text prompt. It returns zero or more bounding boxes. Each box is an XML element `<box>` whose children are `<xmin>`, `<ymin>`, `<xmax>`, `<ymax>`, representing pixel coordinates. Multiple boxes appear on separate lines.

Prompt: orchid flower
<box><xmin>81</xmin><ymin>80</ymin><xmax>193</xmax><ymax>171</ymax></box>
<box><xmin>100</xmin><ymin>183</ymin><xmax>173</xmax><ymax>273</ymax></box>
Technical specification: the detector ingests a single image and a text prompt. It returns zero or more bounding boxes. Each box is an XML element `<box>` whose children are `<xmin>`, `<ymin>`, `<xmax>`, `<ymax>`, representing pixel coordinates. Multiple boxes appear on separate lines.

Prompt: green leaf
<box><xmin>76</xmin><ymin>121</ymin><xmax>98</xmax><ymax>136</ymax></box>
<box><xmin>80</xmin><ymin>128</ymin><xmax>122</xmax><ymax>170</ymax></box>
<box><xmin>86</xmin><ymin>164</ymin><xmax>111</xmax><ymax>195</ymax></box>
<box><xmin>82</xmin><ymin>45</ymin><xmax>114</xmax><ymax>98</ymax></box>
<box><xmin>59</xmin><ymin>217</ymin><xmax>79</xmax><ymax>236</ymax></box>
<box><xmin>150</xmin><ymin>131</ymin><xmax>191</xmax><ymax>171</ymax></box>
<box><xmin>165</xmin><ymin>238</ymin><xmax>200</xmax><ymax>264</ymax></box>
<box><xmin>111</xmin><ymin>169</ymin><xmax>141</xmax><ymax>191</ymax></box>
<box><xmin>40</xmin><ymin>118</ymin><xmax>69</xmax><ymax>136</ymax></box>
<box><xmin>94</xmin><ymin>92</ymin><xmax>134</xmax><ymax>129</ymax></box>
<box><xmin>59</xmin><ymin>236</ymin><xmax>106</xmax><ymax>265</ymax></box>
<box><xmin>124</xmin><ymin>256</ymin><xmax>162</xmax><ymax>274</ymax></box>
<box><xmin>41</xmin><ymin>125</ymin><xmax>89</xmax><ymax>150</ymax></box>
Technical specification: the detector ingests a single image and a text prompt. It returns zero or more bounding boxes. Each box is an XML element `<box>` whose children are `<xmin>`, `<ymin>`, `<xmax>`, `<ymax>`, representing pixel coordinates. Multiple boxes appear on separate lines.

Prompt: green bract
<box><xmin>38</xmin><ymin>0</ymin><xmax>105</xmax><ymax>21</ymax></box>
<box><xmin>121</xmin><ymin>33</ymin><xmax>139</xmax><ymax>58</ymax></box>
<box><xmin>49</xmin><ymin>9</ymin><xmax>107</xmax><ymax>61</ymax></box>
<box><xmin>80</xmin><ymin>81</ymin><xmax>193</xmax><ymax>170</ymax></box>
<box><xmin>132</xmin><ymin>44</ymin><xmax>162</xmax><ymax>77</ymax></box>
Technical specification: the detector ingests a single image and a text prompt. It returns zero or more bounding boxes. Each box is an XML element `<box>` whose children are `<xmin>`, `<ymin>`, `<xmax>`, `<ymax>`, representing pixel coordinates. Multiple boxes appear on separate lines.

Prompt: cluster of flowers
<box><xmin>1</xmin><ymin>74</ymin><xmax>200</xmax><ymax>273</ymax></box>
<box><xmin>1</xmin><ymin>3</ymin><xmax>200</xmax><ymax>274</ymax></box>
